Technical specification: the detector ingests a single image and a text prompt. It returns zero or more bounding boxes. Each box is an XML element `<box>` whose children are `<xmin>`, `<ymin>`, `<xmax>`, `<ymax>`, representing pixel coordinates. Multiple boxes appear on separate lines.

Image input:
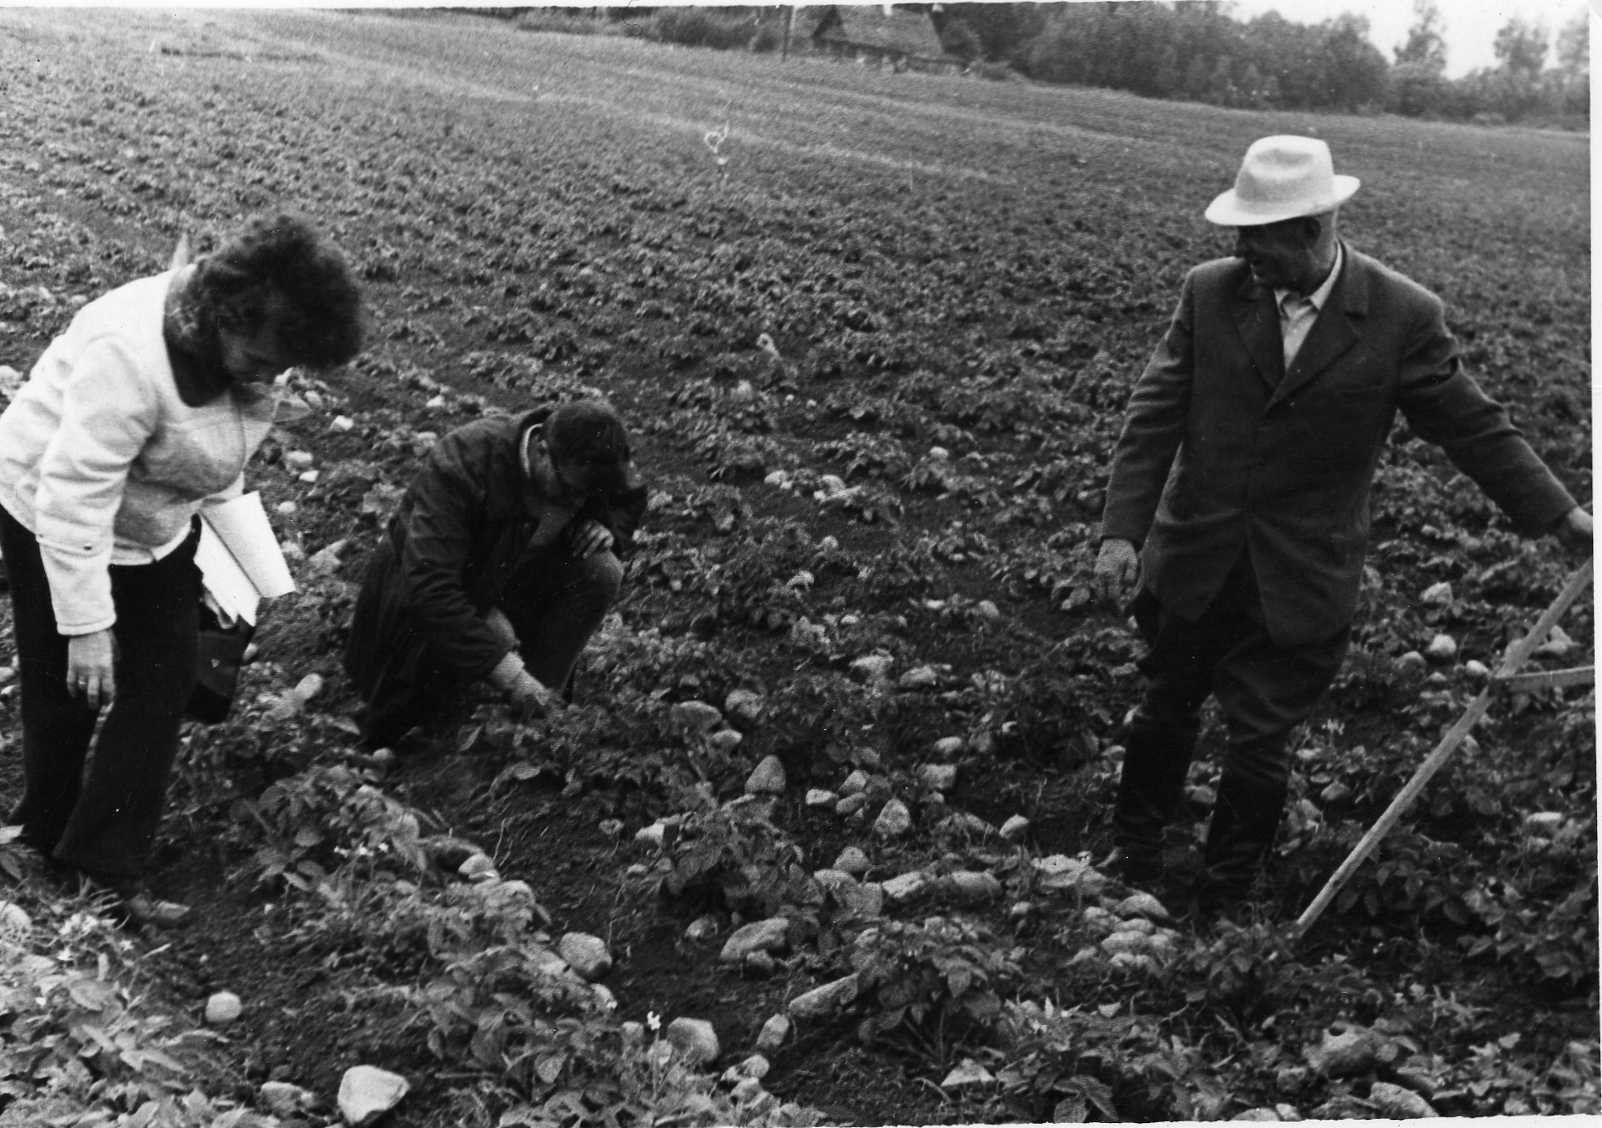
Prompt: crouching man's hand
<box><xmin>506</xmin><ymin>671</ymin><xmax>561</xmax><ymax>720</ymax></box>
<box><xmin>1553</xmin><ymin>506</ymin><xmax>1594</xmax><ymax>555</ymax></box>
<box><xmin>1093</xmin><ymin>538</ymin><xmax>1140</xmax><ymax>609</ymax></box>
<box><xmin>488</xmin><ymin>651</ymin><xmax>562</xmax><ymax>720</ymax></box>
<box><xmin>570</xmin><ymin>519</ymin><xmax>614</xmax><ymax>560</ymax></box>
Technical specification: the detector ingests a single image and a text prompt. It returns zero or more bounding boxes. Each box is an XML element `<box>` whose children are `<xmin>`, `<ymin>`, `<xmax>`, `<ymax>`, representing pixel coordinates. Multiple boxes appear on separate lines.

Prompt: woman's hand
<box><xmin>66</xmin><ymin>628</ymin><xmax>116</xmax><ymax>709</ymax></box>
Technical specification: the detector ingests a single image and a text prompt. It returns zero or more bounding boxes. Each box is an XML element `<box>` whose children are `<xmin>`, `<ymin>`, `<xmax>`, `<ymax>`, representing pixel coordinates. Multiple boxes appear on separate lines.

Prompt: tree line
<box><xmin>491</xmin><ymin>2</ymin><xmax>1587</xmax><ymax>126</ymax></box>
<box><xmin>938</xmin><ymin>1</ymin><xmax>1587</xmax><ymax>125</ymax></box>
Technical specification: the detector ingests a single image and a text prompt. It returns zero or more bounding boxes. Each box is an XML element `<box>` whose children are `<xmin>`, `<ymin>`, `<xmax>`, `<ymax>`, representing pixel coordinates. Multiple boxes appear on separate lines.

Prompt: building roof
<box><xmin>808</xmin><ymin>5</ymin><xmax>946</xmax><ymax>59</ymax></box>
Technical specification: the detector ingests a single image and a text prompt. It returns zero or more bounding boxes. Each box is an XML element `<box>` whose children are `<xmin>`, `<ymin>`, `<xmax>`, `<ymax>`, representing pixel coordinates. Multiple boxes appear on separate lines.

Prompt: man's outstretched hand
<box><xmin>1554</xmin><ymin>506</ymin><xmax>1594</xmax><ymax>555</ymax></box>
<box><xmin>1094</xmin><ymin>538</ymin><xmax>1140</xmax><ymax>608</ymax></box>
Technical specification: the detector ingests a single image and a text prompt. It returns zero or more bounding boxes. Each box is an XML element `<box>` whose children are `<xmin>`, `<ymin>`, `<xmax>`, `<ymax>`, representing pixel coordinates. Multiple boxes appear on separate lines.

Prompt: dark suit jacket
<box><xmin>1101</xmin><ymin>246</ymin><xmax>1576</xmax><ymax>647</ymax></box>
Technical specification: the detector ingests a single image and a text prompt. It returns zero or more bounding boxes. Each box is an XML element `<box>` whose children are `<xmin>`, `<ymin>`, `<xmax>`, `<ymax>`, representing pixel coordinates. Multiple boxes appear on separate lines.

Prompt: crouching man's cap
<box><xmin>543</xmin><ymin>399</ymin><xmax>639</xmax><ymax>496</ymax></box>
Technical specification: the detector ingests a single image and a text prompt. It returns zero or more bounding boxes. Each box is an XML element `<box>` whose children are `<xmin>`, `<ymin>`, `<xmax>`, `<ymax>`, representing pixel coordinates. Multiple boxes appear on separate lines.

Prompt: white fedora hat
<box><xmin>1204</xmin><ymin>135</ymin><xmax>1360</xmax><ymax>226</ymax></box>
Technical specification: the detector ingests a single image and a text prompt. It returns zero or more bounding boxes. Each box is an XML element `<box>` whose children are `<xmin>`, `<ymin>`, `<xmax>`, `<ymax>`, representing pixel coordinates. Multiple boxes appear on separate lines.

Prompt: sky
<box><xmin>1219</xmin><ymin>0</ymin><xmax>1589</xmax><ymax>77</ymax></box>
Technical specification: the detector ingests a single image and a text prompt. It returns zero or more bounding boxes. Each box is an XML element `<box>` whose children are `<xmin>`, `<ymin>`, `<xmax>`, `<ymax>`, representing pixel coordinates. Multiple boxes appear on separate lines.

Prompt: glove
<box><xmin>1093</xmin><ymin>538</ymin><xmax>1140</xmax><ymax>608</ymax></box>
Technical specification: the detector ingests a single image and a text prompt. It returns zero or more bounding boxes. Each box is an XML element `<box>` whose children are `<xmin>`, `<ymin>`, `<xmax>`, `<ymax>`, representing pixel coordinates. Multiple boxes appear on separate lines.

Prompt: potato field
<box><xmin>0</xmin><ymin>8</ymin><xmax>1592</xmax><ymax>1126</ymax></box>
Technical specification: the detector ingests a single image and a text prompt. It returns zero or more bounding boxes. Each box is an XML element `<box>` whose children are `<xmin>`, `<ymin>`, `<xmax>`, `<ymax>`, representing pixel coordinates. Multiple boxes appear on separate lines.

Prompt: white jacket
<box><xmin>0</xmin><ymin>270</ymin><xmax>279</xmax><ymax>634</ymax></box>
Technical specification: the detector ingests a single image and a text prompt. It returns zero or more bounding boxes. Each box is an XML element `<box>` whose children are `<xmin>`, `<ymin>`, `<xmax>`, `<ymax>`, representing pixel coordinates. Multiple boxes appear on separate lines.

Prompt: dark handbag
<box><xmin>187</xmin><ymin>604</ymin><xmax>254</xmax><ymax>724</ymax></box>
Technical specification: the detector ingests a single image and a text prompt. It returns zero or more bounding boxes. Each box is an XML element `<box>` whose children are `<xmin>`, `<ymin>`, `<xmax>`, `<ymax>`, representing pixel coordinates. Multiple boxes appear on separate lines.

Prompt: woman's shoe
<box><xmin>118</xmin><ymin>890</ymin><xmax>192</xmax><ymax>929</ymax></box>
<box><xmin>75</xmin><ymin>870</ymin><xmax>192</xmax><ymax>929</ymax></box>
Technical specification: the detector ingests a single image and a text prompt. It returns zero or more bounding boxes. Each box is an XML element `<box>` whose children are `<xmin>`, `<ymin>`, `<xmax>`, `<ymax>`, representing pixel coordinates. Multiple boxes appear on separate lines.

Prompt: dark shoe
<box><xmin>1198</xmin><ymin>772</ymin><xmax>1286</xmax><ymax>914</ymax></box>
<box><xmin>1100</xmin><ymin>845</ymin><xmax>1165</xmax><ymax>890</ymax></box>
<box><xmin>1110</xmin><ymin>710</ymin><xmax>1200</xmax><ymax>875</ymax></box>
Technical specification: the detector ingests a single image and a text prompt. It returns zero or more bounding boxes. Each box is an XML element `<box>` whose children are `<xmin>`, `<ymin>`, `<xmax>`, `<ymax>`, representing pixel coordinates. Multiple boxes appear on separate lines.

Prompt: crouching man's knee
<box><xmin>578</xmin><ymin>550</ymin><xmax>624</xmax><ymax>608</ymax></box>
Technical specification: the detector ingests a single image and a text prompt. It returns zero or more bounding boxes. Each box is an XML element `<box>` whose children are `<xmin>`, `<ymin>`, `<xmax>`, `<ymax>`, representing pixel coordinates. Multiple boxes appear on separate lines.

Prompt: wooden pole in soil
<box><xmin>1289</xmin><ymin>556</ymin><xmax>1594</xmax><ymax>946</ymax></box>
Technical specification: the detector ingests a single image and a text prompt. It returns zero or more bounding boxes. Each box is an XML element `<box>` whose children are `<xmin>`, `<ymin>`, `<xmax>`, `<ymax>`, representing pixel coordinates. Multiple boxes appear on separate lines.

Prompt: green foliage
<box><xmin>0</xmin><ymin>910</ymin><xmax>271</xmax><ymax>1126</ymax></box>
<box><xmin>406</xmin><ymin>948</ymin><xmax>818</xmax><ymax>1126</ymax></box>
<box><xmin>938</xmin><ymin>17</ymin><xmax>984</xmax><ymax>62</ymax></box>
<box><xmin>849</xmin><ymin>916</ymin><xmax>1023</xmax><ymax>1062</ymax></box>
<box><xmin>234</xmin><ymin>764</ymin><xmax>428</xmax><ymax>892</ymax></box>
<box><xmin>644</xmin><ymin>8</ymin><xmax>761</xmax><ymax>52</ymax></box>
<box><xmin>1164</xmin><ymin>920</ymin><xmax>1302</xmax><ymax>1025</ymax></box>
<box><xmin>660</xmin><ymin>795</ymin><xmax>818</xmax><ymax>919</ymax></box>
<box><xmin>995</xmin><ymin>998</ymin><xmax>1217</xmax><ymax>1122</ymax></box>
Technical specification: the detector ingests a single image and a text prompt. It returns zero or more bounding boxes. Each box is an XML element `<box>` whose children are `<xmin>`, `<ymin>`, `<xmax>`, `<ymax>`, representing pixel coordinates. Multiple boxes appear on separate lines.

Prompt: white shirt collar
<box><xmin>1277</xmin><ymin>242</ymin><xmax>1343</xmax><ymax>311</ymax></box>
<box><xmin>1275</xmin><ymin>243</ymin><xmax>1339</xmax><ymax>307</ymax></box>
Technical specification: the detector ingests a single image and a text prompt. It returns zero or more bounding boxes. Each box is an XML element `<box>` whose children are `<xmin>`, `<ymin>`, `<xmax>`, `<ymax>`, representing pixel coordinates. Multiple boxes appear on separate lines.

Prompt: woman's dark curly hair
<box><xmin>194</xmin><ymin>212</ymin><xmax>364</xmax><ymax>369</ymax></box>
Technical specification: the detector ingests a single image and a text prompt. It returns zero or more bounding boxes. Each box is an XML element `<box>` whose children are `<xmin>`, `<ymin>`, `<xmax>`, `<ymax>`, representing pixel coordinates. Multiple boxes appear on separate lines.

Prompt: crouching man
<box><xmin>345</xmin><ymin>399</ymin><xmax>646</xmax><ymax>749</ymax></box>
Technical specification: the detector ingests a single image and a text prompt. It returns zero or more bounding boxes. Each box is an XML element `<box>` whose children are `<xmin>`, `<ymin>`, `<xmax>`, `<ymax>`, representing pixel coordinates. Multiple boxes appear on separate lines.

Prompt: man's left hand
<box><xmin>1554</xmin><ymin>506</ymin><xmax>1593</xmax><ymax>554</ymax></box>
<box><xmin>571</xmin><ymin>520</ymin><xmax>614</xmax><ymax>559</ymax></box>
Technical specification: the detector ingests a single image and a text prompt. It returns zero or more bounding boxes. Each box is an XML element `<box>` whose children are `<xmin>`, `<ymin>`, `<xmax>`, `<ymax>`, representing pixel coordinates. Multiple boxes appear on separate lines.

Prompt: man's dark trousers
<box><xmin>1114</xmin><ymin>555</ymin><xmax>1348</xmax><ymax>901</ymax></box>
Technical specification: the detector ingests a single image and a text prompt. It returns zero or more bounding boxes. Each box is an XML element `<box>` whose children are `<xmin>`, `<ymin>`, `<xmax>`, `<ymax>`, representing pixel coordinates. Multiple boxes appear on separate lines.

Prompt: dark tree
<box><xmin>1395</xmin><ymin>0</ymin><xmax>1447</xmax><ymax>71</ymax></box>
<box><xmin>1493</xmin><ymin>16</ymin><xmax>1549</xmax><ymax>77</ymax></box>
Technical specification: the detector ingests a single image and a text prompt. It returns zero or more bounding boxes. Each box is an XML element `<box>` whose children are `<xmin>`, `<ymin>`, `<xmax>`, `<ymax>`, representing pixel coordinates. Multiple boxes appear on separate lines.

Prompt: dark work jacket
<box><xmin>345</xmin><ymin>409</ymin><xmax>647</xmax><ymax>692</ymax></box>
<box><xmin>1101</xmin><ymin>247</ymin><xmax>1577</xmax><ymax>647</ymax></box>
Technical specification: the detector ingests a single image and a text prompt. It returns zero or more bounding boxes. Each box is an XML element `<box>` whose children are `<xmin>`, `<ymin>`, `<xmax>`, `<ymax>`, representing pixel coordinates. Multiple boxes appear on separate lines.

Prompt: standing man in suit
<box><xmin>1094</xmin><ymin>135</ymin><xmax>1591</xmax><ymax>914</ymax></box>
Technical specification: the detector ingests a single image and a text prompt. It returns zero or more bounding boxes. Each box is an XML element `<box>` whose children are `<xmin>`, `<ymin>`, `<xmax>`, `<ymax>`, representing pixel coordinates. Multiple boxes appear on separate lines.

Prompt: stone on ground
<box><xmin>744</xmin><ymin>755</ymin><xmax>787</xmax><ymax>795</ymax></box>
<box><xmin>1368</xmin><ymin>1081</ymin><xmax>1437</xmax><ymax>1118</ymax></box>
<box><xmin>338</xmin><ymin>1065</ymin><xmax>409</xmax><ymax>1127</ymax></box>
<box><xmin>787</xmin><ymin>974</ymin><xmax>860</xmax><ymax>1020</ymax></box>
<box><xmin>873</xmin><ymin>798</ymin><xmax>912</xmax><ymax>838</ymax></box>
<box><xmin>943</xmin><ymin>871</ymin><xmax>1001</xmax><ymax>903</ymax></box>
<box><xmin>720</xmin><ymin>917</ymin><xmax>790</xmax><ymax>962</ymax></box>
<box><xmin>669</xmin><ymin>700</ymin><xmax>724</xmax><ymax>731</ymax></box>
<box><xmin>755</xmin><ymin>1014</ymin><xmax>792</xmax><ymax>1052</ymax></box>
<box><xmin>832</xmin><ymin>846</ymin><xmax>871</xmax><ymax>875</ymax></box>
<box><xmin>259</xmin><ymin>1081</ymin><xmax>314</xmax><ymax>1117</ymax></box>
<box><xmin>881</xmin><ymin>871</ymin><xmax>932</xmax><ymax>904</ymax></box>
<box><xmin>204</xmin><ymin>991</ymin><xmax>242</xmax><ymax>1026</ymax></box>
<box><xmin>940</xmin><ymin>1059</ymin><xmax>996</xmax><ymax>1088</ymax></box>
<box><xmin>665</xmin><ymin>1017</ymin><xmax>720</xmax><ymax>1065</ymax></box>
<box><xmin>724</xmin><ymin>688</ymin><xmax>766</xmax><ymax>725</ymax></box>
<box><xmin>1116</xmin><ymin>891</ymin><xmax>1173</xmax><ymax>922</ymax></box>
<box><xmin>558</xmin><ymin>933</ymin><xmax>612</xmax><ymax>980</ymax></box>
<box><xmin>1305</xmin><ymin>1027</ymin><xmax>1378</xmax><ymax>1077</ymax></box>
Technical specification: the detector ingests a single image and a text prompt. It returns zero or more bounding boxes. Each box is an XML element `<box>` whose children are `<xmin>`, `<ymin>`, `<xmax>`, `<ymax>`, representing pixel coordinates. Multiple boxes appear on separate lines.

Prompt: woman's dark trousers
<box><xmin>0</xmin><ymin>504</ymin><xmax>199</xmax><ymax>880</ymax></box>
<box><xmin>1113</xmin><ymin>562</ymin><xmax>1348</xmax><ymax>904</ymax></box>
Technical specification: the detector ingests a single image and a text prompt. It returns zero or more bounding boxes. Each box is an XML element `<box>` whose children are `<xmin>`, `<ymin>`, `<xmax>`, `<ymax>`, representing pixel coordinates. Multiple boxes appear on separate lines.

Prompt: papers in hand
<box><xmin>195</xmin><ymin>491</ymin><xmax>295</xmax><ymax>626</ymax></box>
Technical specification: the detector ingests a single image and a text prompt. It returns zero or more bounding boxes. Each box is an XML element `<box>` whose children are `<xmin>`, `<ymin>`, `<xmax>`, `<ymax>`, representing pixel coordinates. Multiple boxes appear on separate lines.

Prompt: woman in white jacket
<box><xmin>0</xmin><ymin>213</ymin><xmax>364</xmax><ymax>926</ymax></box>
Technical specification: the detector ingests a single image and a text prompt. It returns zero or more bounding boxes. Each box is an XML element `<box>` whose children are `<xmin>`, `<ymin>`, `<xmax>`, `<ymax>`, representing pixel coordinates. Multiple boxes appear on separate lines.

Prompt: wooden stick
<box><xmin>1290</xmin><ymin>557</ymin><xmax>1594</xmax><ymax>944</ymax></box>
<box><xmin>1492</xmin><ymin>666</ymin><xmax>1595</xmax><ymax>695</ymax></box>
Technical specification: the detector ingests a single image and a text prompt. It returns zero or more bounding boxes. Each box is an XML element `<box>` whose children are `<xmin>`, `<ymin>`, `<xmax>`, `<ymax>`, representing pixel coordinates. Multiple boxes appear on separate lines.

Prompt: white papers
<box><xmin>195</xmin><ymin>492</ymin><xmax>295</xmax><ymax>626</ymax></box>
